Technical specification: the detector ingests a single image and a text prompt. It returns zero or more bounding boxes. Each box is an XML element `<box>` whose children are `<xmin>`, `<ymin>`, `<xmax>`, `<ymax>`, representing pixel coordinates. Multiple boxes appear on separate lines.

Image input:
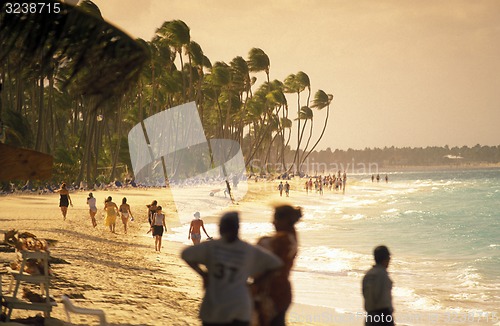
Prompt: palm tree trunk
<box><xmin>179</xmin><ymin>49</ymin><xmax>186</xmax><ymax>102</ymax></box>
<box><xmin>301</xmin><ymin>105</ymin><xmax>330</xmax><ymax>165</ymax></box>
<box><xmin>292</xmin><ymin>92</ymin><xmax>301</xmax><ymax>173</ymax></box>
<box><xmin>110</xmin><ymin>104</ymin><xmax>123</xmax><ymax>180</ymax></box>
<box><xmin>35</xmin><ymin>75</ymin><xmax>44</xmax><ymax>152</ymax></box>
<box><xmin>299</xmin><ymin>120</ymin><xmax>313</xmax><ymax>172</ymax></box>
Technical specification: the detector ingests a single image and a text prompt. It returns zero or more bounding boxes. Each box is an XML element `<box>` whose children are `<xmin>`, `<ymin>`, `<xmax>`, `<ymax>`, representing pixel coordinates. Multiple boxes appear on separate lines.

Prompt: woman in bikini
<box><xmin>188</xmin><ymin>212</ymin><xmax>210</xmax><ymax>245</ymax></box>
<box><xmin>56</xmin><ymin>182</ymin><xmax>73</xmax><ymax>220</ymax></box>
<box><xmin>104</xmin><ymin>196</ymin><xmax>119</xmax><ymax>233</ymax></box>
<box><xmin>86</xmin><ymin>192</ymin><xmax>97</xmax><ymax>227</ymax></box>
<box><xmin>119</xmin><ymin>197</ymin><xmax>134</xmax><ymax>234</ymax></box>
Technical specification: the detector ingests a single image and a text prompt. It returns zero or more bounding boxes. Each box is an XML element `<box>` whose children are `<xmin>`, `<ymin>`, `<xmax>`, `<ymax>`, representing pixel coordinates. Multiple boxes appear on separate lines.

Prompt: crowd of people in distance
<box><xmin>1</xmin><ymin>177</ymin><xmax>142</xmax><ymax>196</ymax></box>
<box><xmin>277</xmin><ymin>171</ymin><xmax>348</xmax><ymax>197</ymax></box>
<box><xmin>304</xmin><ymin>170</ymin><xmax>348</xmax><ymax>195</ymax></box>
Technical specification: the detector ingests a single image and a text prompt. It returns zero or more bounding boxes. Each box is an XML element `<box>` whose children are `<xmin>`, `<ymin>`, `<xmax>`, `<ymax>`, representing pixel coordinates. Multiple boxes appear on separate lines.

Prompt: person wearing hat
<box><xmin>181</xmin><ymin>212</ymin><xmax>282</xmax><ymax>326</ymax></box>
<box><xmin>188</xmin><ymin>212</ymin><xmax>211</xmax><ymax>245</ymax></box>
<box><xmin>253</xmin><ymin>204</ymin><xmax>302</xmax><ymax>326</ymax></box>
<box><xmin>86</xmin><ymin>193</ymin><xmax>97</xmax><ymax>227</ymax></box>
<box><xmin>362</xmin><ymin>245</ymin><xmax>394</xmax><ymax>326</ymax></box>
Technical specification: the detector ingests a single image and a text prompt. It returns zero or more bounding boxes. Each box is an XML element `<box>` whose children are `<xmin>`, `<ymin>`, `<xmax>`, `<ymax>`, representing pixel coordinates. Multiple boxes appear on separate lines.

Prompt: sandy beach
<box><xmin>1</xmin><ymin>179</ymin><xmax>333</xmax><ymax>325</ymax></box>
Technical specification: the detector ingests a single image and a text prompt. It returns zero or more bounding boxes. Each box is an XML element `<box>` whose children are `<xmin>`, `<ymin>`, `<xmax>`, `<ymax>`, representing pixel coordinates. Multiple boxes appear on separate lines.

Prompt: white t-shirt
<box><xmin>182</xmin><ymin>238</ymin><xmax>282</xmax><ymax>323</ymax></box>
<box><xmin>87</xmin><ymin>197</ymin><xmax>97</xmax><ymax>211</ymax></box>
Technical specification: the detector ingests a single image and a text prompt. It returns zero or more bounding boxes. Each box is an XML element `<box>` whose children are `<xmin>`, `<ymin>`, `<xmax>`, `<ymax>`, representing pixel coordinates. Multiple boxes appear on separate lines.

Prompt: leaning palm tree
<box><xmin>300</xmin><ymin>90</ymin><xmax>334</xmax><ymax>167</ymax></box>
<box><xmin>248</xmin><ymin>48</ymin><xmax>270</xmax><ymax>85</ymax></box>
<box><xmin>155</xmin><ymin>20</ymin><xmax>191</xmax><ymax>101</ymax></box>
<box><xmin>283</xmin><ymin>72</ymin><xmax>310</xmax><ymax>173</ymax></box>
<box><xmin>0</xmin><ymin>0</ymin><xmax>148</xmax><ymax>106</ymax></box>
<box><xmin>296</xmin><ymin>106</ymin><xmax>313</xmax><ymax>172</ymax></box>
<box><xmin>0</xmin><ymin>0</ymin><xmax>149</xmax><ymax>181</ymax></box>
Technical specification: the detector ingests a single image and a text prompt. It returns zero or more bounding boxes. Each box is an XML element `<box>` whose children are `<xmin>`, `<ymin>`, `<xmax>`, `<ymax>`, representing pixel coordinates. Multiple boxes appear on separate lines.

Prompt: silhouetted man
<box><xmin>182</xmin><ymin>212</ymin><xmax>282</xmax><ymax>326</ymax></box>
<box><xmin>362</xmin><ymin>245</ymin><xmax>394</xmax><ymax>326</ymax></box>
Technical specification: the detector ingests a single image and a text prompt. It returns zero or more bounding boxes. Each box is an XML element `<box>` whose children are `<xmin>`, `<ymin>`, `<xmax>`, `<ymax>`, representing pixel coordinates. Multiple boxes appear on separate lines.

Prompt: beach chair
<box><xmin>60</xmin><ymin>295</ymin><xmax>107</xmax><ymax>326</ymax></box>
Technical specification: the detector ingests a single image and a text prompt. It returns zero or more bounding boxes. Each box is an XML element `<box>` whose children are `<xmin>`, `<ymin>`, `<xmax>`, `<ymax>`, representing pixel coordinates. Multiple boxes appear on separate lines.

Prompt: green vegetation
<box><xmin>0</xmin><ymin>1</ymin><xmax>333</xmax><ymax>184</ymax></box>
<box><xmin>304</xmin><ymin>145</ymin><xmax>500</xmax><ymax>172</ymax></box>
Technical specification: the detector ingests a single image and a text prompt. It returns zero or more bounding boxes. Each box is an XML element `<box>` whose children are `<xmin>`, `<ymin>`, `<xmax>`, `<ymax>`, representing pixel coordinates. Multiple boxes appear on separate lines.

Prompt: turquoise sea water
<box><xmin>168</xmin><ymin>168</ymin><xmax>499</xmax><ymax>325</ymax></box>
<box><xmin>289</xmin><ymin>168</ymin><xmax>500</xmax><ymax>325</ymax></box>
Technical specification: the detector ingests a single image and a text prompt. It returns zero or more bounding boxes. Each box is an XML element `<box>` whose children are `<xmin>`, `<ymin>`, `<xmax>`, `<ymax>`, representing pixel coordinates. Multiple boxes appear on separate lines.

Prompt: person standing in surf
<box><xmin>362</xmin><ymin>245</ymin><xmax>394</xmax><ymax>326</ymax></box>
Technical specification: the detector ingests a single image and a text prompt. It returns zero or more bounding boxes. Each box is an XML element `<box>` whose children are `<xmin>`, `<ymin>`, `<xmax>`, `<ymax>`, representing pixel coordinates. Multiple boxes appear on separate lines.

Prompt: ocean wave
<box><xmin>393</xmin><ymin>287</ymin><xmax>443</xmax><ymax>312</ymax></box>
<box><xmin>295</xmin><ymin>246</ymin><xmax>366</xmax><ymax>273</ymax></box>
<box><xmin>456</xmin><ymin>266</ymin><xmax>482</xmax><ymax>288</ymax></box>
<box><xmin>342</xmin><ymin>213</ymin><xmax>366</xmax><ymax>221</ymax></box>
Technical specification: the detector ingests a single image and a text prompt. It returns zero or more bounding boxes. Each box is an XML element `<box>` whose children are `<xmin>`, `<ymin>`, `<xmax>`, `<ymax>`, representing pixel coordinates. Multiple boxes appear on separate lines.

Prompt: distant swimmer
<box><xmin>376</xmin><ymin>174</ymin><xmax>380</xmax><ymax>182</ymax></box>
<box><xmin>385</xmin><ymin>174</ymin><xmax>389</xmax><ymax>183</ymax></box>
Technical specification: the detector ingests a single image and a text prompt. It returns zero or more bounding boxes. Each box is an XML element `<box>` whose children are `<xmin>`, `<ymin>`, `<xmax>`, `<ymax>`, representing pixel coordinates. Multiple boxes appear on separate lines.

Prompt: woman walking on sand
<box><xmin>151</xmin><ymin>206</ymin><xmax>167</xmax><ymax>252</ymax></box>
<box><xmin>104</xmin><ymin>196</ymin><xmax>119</xmax><ymax>233</ymax></box>
<box><xmin>253</xmin><ymin>204</ymin><xmax>302</xmax><ymax>326</ymax></box>
<box><xmin>86</xmin><ymin>193</ymin><xmax>97</xmax><ymax>227</ymax></box>
<box><xmin>119</xmin><ymin>197</ymin><xmax>134</xmax><ymax>234</ymax></box>
<box><xmin>188</xmin><ymin>212</ymin><xmax>211</xmax><ymax>245</ymax></box>
<box><xmin>56</xmin><ymin>182</ymin><xmax>73</xmax><ymax>220</ymax></box>
<box><xmin>146</xmin><ymin>200</ymin><xmax>158</xmax><ymax>226</ymax></box>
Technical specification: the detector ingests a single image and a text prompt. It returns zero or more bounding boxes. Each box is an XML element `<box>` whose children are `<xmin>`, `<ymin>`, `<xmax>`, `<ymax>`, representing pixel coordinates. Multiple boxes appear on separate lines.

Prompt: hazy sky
<box><xmin>92</xmin><ymin>0</ymin><xmax>500</xmax><ymax>151</ymax></box>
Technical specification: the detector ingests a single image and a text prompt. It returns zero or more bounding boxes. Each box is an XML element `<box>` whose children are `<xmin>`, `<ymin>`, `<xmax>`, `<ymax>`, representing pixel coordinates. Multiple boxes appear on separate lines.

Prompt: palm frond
<box><xmin>0</xmin><ymin>0</ymin><xmax>150</xmax><ymax>107</ymax></box>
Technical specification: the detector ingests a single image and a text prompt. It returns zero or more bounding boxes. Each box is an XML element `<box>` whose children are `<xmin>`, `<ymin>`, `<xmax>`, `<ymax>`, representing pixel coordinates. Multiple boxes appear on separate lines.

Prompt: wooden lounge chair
<box><xmin>60</xmin><ymin>295</ymin><xmax>107</xmax><ymax>326</ymax></box>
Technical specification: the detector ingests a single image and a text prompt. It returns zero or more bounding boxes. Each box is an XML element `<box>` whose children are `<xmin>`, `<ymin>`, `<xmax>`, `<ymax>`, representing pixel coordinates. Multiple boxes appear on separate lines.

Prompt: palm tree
<box><xmin>284</xmin><ymin>72</ymin><xmax>310</xmax><ymax>173</ymax></box>
<box><xmin>300</xmin><ymin>90</ymin><xmax>334</xmax><ymax>167</ymax></box>
<box><xmin>0</xmin><ymin>0</ymin><xmax>149</xmax><ymax>182</ymax></box>
<box><xmin>248</xmin><ymin>48</ymin><xmax>270</xmax><ymax>85</ymax></box>
<box><xmin>155</xmin><ymin>20</ymin><xmax>191</xmax><ymax>102</ymax></box>
<box><xmin>208</xmin><ymin>61</ymin><xmax>231</xmax><ymax>138</ymax></box>
<box><xmin>296</xmin><ymin>106</ymin><xmax>313</xmax><ymax>172</ymax></box>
